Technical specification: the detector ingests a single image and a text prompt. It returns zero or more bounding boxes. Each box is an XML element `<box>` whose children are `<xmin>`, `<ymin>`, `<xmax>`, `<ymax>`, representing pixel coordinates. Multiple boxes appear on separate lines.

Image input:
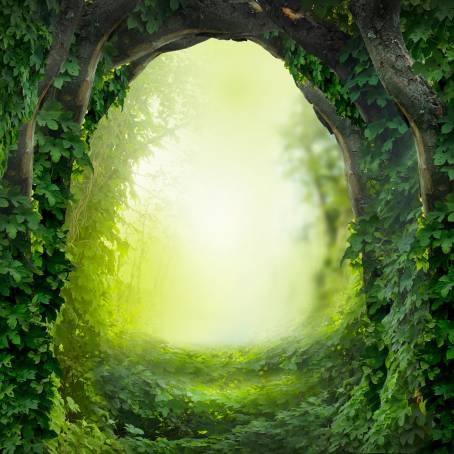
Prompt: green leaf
<box><xmin>53</xmin><ymin>75</ymin><xmax>65</xmax><ymax>89</ymax></box>
<box><xmin>441</xmin><ymin>123</ymin><xmax>453</xmax><ymax>134</ymax></box>
<box><xmin>5</xmin><ymin>223</ymin><xmax>18</xmax><ymax>239</ymax></box>
<box><xmin>145</xmin><ymin>21</ymin><xmax>159</xmax><ymax>34</ymax></box>
<box><xmin>125</xmin><ymin>424</ymin><xmax>144</xmax><ymax>435</ymax></box>
<box><xmin>50</xmin><ymin>148</ymin><xmax>61</xmax><ymax>162</ymax></box>
<box><xmin>418</xmin><ymin>400</ymin><xmax>426</xmax><ymax>415</ymax></box>
<box><xmin>46</xmin><ymin>119</ymin><xmax>59</xmax><ymax>130</ymax></box>
<box><xmin>127</xmin><ymin>16</ymin><xmax>139</xmax><ymax>30</ymax></box>
<box><xmin>66</xmin><ymin>397</ymin><xmax>80</xmax><ymax>413</ymax></box>
<box><xmin>8</xmin><ymin>332</ymin><xmax>21</xmax><ymax>346</ymax></box>
<box><xmin>6</xmin><ymin>316</ymin><xmax>17</xmax><ymax>330</ymax></box>
<box><xmin>447</xmin><ymin>347</ymin><xmax>454</xmax><ymax>361</ymax></box>
<box><xmin>64</xmin><ymin>60</ymin><xmax>79</xmax><ymax>77</ymax></box>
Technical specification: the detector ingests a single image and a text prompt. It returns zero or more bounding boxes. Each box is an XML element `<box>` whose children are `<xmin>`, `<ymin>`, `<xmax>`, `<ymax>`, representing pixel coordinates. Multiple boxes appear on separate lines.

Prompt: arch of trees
<box><xmin>0</xmin><ymin>1</ymin><xmax>452</xmax><ymax>452</ymax></box>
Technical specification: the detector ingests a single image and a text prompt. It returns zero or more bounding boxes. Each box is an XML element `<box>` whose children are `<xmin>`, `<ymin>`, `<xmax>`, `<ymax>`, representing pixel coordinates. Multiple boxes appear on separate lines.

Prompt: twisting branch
<box><xmin>126</xmin><ymin>36</ymin><xmax>210</xmax><ymax>82</ymax></box>
<box><xmin>54</xmin><ymin>0</ymin><xmax>140</xmax><ymax>122</ymax></box>
<box><xmin>298</xmin><ymin>82</ymin><xmax>366</xmax><ymax>218</ymax></box>
<box><xmin>257</xmin><ymin>0</ymin><xmax>351</xmax><ymax>80</ymax></box>
<box><xmin>4</xmin><ymin>0</ymin><xmax>84</xmax><ymax>196</ymax></box>
<box><xmin>110</xmin><ymin>1</ymin><xmax>275</xmax><ymax>68</ymax></box>
<box><xmin>38</xmin><ymin>0</ymin><xmax>85</xmax><ymax>104</ymax></box>
<box><xmin>255</xmin><ymin>1</ymin><xmax>402</xmax><ymax>126</ymax></box>
<box><xmin>108</xmin><ymin>20</ymin><xmax>369</xmax><ymax>221</ymax></box>
<box><xmin>124</xmin><ymin>28</ymin><xmax>365</xmax><ymax>219</ymax></box>
<box><xmin>350</xmin><ymin>0</ymin><xmax>450</xmax><ymax>212</ymax></box>
<box><xmin>236</xmin><ymin>34</ymin><xmax>368</xmax><ymax>218</ymax></box>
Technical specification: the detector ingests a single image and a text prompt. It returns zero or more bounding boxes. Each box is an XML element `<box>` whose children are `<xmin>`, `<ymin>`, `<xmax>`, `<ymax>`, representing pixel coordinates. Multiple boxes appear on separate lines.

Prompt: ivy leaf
<box><xmin>418</xmin><ymin>400</ymin><xmax>426</xmax><ymax>415</ymax></box>
<box><xmin>46</xmin><ymin>119</ymin><xmax>59</xmax><ymax>130</ymax></box>
<box><xmin>127</xmin><ymin>16</ymin><xmax>139</xmax><ymax>30</ymax></box>
<box><xmin>441</xmin><ymin>237</ymin><xmax>453</xmax><ymax>254</ymax></box>
<box><xmin>145</xmin><ymin>21</ymin><xmax>159</xmax><ymax>34</ymax></box>
<box><xmin>7</xmin><ymin>316</ymin><xmax>17</xmax><ymax>330</ymax></box>
<box><xmin>53</xmin><ymin>75</ymin><xmax>66</xmax><ymax>89</ymax></box>
<box><xmin>50</xmin><ymin>148</ymin><xmax>61</xmax><ymax>162</ymax></box>
<box><xmin>0</xmin><ymin>335</ymin><xmax>8</xmax><ymax>349</ymax></box>
<box><xmin>365</xmin><ymin>120</ymin><xmax>386</xmax><ymax>140</ymax></box>
<box><xmin>62</xmin><ymin>59</ymin><xmax>80</xmax><ymax>77</ymax></box>
<box><xmin>441</xmin><ymin>123</ymin><xmax>453</xmax><ymax>134</ymax></box>
<box><xmin>66</xmin><ymin>397</ymin><xmax>80</xmax><ymax>413</ymax></box>
<box><xmin>125</xmin><ymin>424</ymin><xmax>144</xmax><ymax>435</ymax></box>
<box><xmin>448</xmin><ymin>167</ymin><xmax>454</xmax><ymax>181</ymax></box>
<box><xmin>8</xmin><ymin>332</ymin><xmax>21</xmax><ymax>346</ymax></box>
<box><xmin>5</xmin><ymin>223</ymin><xmax>18</xmax><ymax>239</ymax></box>
<box><xmin>433</xmin><ymin>3</ymin><xmax>454</xmax><ymax>21</ymax></box>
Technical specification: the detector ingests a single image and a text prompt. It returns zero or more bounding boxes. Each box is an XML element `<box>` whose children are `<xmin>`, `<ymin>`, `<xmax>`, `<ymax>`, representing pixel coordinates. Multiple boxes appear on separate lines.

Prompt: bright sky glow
<box><xmin>178</xmin><ymin>177</ymin><xmax>251</xmax><ymax>253</ymax></box>
<box><xmin>122</xmin><ymin>40</ymin><xmax>324</xmax><ymax>347</ymax></box>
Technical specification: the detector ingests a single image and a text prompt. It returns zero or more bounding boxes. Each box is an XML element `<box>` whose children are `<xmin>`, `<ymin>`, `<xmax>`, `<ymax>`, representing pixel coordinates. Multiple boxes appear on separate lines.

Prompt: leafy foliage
<box><xmin>0</xmin><ymin>0</ymin><xmax>453</xmax><ymax>452</ymax></box>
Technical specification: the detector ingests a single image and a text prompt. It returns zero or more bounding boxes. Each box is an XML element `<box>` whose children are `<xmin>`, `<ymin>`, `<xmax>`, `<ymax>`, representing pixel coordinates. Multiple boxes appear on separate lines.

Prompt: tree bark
<box><xmin>126</xmin><ymin>36</ymin><xmax>210</xmax><ymax>82</ymax></box>
<box><xmin>253</xmin><ymin>4</ymin><xmax>402</xmax><ymax>127</ymax></box>
<box><xmin>3</xmin><ymin>0</ymin><xmax>84</xmax><ymax>196</ymax></box>
<box><xmin>257</xmin><ymin>0</ymin><xmax>352</xmax><ymax>80</ymax></box>
<box><xmin>350</xmin><ymin>0</ymin><xmax>450</xmax><ymax>213</ymax></box>
<box><xmin>109</xmin><ymin>2</ymin><xmax>275</xmax><ymax>68</ymax></box>
<box><xmin>298</xmin><ymin>82</ymin><xmax>366</xmax><ymax>219</ymax></box>
<box><xmin>55</xmin><ymin>0</ymin><xmax>140</xmax><ymax>122</ymax></box>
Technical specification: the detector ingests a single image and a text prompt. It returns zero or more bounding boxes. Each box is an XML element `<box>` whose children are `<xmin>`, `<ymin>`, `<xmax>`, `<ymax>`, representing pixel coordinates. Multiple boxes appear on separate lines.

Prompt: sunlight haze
<box><xmin>123</xmin><ymin>40</ymin><xmax>323</xmax><ymax>346</ymax></box>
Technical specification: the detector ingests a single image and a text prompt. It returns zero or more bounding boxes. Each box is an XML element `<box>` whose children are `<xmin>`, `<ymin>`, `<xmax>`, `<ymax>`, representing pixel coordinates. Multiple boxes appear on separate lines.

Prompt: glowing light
<box><xmin>121</xmin><ymin>40</ymin><xmax>324</xmax><ymax>347</ymax></box>
<box><xmin>177</xmin><ymin>176</ymin><xmax>250</xmax><ymax>253</ymax></box>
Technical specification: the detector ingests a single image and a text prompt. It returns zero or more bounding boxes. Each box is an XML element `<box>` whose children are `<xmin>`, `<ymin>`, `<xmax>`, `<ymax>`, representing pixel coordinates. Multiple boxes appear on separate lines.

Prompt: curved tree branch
<box><xmin>257</xmin><ymin>0</ymin><xmax>351</xmax><ymax>80</ymax></box>
<box><xmin>38</xmin><ymin>0</ymin><xmax>85</xmax><ymax>103</ymax></box>
<box><xmin>130</xmin><ymin>30</ymin><xmax>368</xmax><ymax>220</ymax></box>
<box><xmin>126</xmin><ymin>36</ymin><xmax>210</xmax><ymax>82</ymax></box>
<box><xmin>110</xmin><ymin>2</ymin><xmax>275</xmax><ymax>68</ymax></box>
<box><xmin>298</xmin><ymin>82</ymin><xmax>366</xmax><ymax>218</ymax></box>
<box><xmin>54</xmin><ymin>0</ymin><xmax>140</xmax><ymax>121</ymax></box>
<box><xmin>256</xmin><ymin>31</ymin><xmax>367</xmax><ymax>218</ymax></box>
<box><xmin>254</xmin><ymin>1</ymin><xmax>402</xmax><ymax>126</ymax></box>
<box><xmin>4</xmin><ymin>0</ymin><xmax>84</xmax><ymax>196</ymax></box>
<box><xmin>49</xmin><ymin>1</ymin><xmax>371</xmax><ymax>226</ymax></box>
<box><xmin>350</xmin><ymin>0</ymin><xmax>450</xmax><ymax>212</ymax></box>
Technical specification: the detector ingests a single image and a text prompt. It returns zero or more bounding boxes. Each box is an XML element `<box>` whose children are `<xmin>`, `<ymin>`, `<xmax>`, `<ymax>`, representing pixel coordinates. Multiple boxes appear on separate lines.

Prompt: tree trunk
<box><xmin>350</xmin><ymin>0</ymin><xmax>450</xmax><ymax>213</ymax></box>
<box><xmin>3</xmin><ymin>0</ymin><xmax>84</xmax><ymax>197</ymax></box>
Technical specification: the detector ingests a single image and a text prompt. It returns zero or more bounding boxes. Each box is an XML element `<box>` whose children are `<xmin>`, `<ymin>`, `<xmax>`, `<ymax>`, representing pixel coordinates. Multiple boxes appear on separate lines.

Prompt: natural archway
<box><xmin>0</xmin><ymin>1</ymin><xmax>452</xmax><ymax>452</ymax></box>
<box><xmin>53</xmin><ymin>44</ymin><xmax>353</xmax><ymax>452</ymax></box>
